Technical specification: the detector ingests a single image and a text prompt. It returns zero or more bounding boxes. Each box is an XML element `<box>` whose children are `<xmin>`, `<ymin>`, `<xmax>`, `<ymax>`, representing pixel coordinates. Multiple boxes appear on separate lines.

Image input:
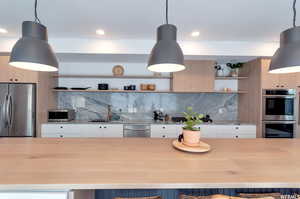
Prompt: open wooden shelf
<box><xmin>52</xmin><ymin>75</ymin><xmax>172</xmax><ymax>79</ymax></box>
<box><xmin>52</xmin><ymin>89</ymin><xmax>247</xmax><ymax>94</ymax></box>
<box><xmin>215</xmin><ymin>76</ymin><xmax>248</xmax><ymax>80</ymax></box>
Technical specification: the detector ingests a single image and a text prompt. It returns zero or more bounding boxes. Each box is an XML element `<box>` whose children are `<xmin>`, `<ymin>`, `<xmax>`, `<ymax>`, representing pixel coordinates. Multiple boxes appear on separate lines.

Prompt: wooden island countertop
<box><xmin>0</xmin><ymin>138</ymin><xmax>300</xmax><ymax>190</ymax></box>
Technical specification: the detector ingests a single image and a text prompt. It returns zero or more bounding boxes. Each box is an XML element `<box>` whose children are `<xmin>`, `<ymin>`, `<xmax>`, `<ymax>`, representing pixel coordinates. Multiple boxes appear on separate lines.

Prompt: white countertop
<box><xmin>45</xmin><ymin>120</ymin><xmax>255</xmax><ymax>126</ymax></box>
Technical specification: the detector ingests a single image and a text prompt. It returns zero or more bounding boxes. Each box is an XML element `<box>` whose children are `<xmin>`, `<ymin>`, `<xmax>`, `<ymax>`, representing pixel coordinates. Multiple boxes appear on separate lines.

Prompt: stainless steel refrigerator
<box><xmin>0</xmin><ymin>84</ymin><xmax>36</xmax><ymax>137</ymax></box>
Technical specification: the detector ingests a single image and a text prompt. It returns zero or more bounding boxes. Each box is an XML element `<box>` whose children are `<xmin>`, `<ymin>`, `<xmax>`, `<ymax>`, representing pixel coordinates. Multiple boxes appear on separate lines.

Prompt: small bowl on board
<box><xmin>172</xmin><ymin>140</ymin><xmax>211</xmax><ymax>153</ymax></box>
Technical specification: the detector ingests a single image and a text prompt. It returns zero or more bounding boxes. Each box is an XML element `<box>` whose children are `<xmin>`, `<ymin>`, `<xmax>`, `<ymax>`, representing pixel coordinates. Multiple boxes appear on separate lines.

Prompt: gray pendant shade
<box><xmin>147</xmin><ymin>24</ymin><xmax>185</xmax><ymax>72</ymax></box>
<box><xmin>269</xmin><ymin>26</ymin><xmax>300</xmax><ymax>73</ymax></box>
<box><xmin>9</xmin><ymin>21</ymin><xmax>58</xmax><ymax>72</ymax></box>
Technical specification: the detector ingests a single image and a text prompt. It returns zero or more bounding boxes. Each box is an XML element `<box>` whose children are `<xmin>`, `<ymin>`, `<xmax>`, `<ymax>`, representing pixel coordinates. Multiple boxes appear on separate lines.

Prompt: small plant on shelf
<box><xmin>179</xmin><ymin>107</ymin><xmax>204</xmax><ymax>146</ymax></box>
<box><xmin>226</xmin><ymin>62</ymin><xmax>243</xmax><ymax>77</ymax></box>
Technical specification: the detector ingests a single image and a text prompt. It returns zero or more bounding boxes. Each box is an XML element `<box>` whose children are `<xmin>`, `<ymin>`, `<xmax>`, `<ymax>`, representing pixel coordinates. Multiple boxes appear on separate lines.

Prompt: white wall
<box><xmin>214</xmin><ymin>80</ymin><xmax>238</xmax><ymax>91</ymax></box>
<box><xmin>58</xmin><ymin>62</ymin><xmax>171</xmax><ymax>91</ymax></box>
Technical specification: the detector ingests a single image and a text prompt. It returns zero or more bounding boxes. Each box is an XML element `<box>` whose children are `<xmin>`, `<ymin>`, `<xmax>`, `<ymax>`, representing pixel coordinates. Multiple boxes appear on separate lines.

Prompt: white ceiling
<box><xmin>0</xmin><ymin>0</ymin><xmax>298</xmax><ymax>42</ymax></box>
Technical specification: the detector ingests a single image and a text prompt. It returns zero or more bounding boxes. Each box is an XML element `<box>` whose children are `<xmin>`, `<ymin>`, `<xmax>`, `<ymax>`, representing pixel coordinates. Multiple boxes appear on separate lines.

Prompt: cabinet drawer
<box><xmin>42</xmin><ymin>124</ymin><xmax>101</xmax><ymax>137</ymax></box>
<box><xmin>151</xmin><ymin>125</ymin><xmax>182</xmax><ymax>131</ymax></box>
<box><xmin>151</xmin><ymin>125</ymin><xmax>182</xmax><ymax>138</ymax></box>
<box><xmin>0</xmin><ymin>192</ymin><xmax>69</xmax><ymax>199</ymax></box>
<box><xmin>42</xmin><ymin>124</ymin><xmax>99</xmax><ymax>133</ymax></box>
<box><xmin>236</xmin><ymin>133</ymin><xmax>256</xmax><ymax>138</ymax></box>
<box><xmin>42</xmin><ymin>132</ymin><xmax>83</xmax><ymax>138</ymax></box>
<box><xmin>235</xmin><ymin>125</ymin><xmax>256</xmax><ymax>134</ymax></box>
<box><xmin>42</xmin><ymin>124</ymin><xmax>123</xmax><ymax>138</ymax></box>
<box><xmin>151</xmin><ymin>133</ymin><xmax>179</xmax><ymax>138</ymax></box>
<box><xmin>216</xmin><ymin>132</ymin><xmax>256</xmax><ymax>139</ymax></box>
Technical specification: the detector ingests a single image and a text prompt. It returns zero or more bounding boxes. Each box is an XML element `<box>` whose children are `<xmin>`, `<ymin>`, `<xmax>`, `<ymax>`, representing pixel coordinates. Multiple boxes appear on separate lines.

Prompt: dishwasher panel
<box><xmin>123</xmin><ymin>124</ymin><xmax>151</xmax><ymax>137</ymax></box>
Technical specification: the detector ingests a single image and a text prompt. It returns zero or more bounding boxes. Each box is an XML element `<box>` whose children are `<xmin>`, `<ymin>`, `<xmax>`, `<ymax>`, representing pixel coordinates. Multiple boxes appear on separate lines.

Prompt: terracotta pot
<box><xmin>183</xmin><ymin>129</ymin><xmax>201</xmax><ymax>146</ymax></box>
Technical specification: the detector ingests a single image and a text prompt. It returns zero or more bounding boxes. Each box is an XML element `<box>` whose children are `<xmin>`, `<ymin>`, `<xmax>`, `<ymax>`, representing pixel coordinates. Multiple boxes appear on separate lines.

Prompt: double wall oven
<box><xmin>262</xmin><ymin>89</ymin><xmax>295</xmax><ymax>138</ymax></box>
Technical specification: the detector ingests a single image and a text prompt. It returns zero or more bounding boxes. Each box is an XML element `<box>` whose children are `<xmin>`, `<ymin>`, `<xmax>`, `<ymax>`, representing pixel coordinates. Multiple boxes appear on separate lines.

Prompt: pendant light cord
<box><xmin>34</xmin><ymin>0</ymin><xmax>41</xmax><ymax>24</ymax></box>
<box><xmin>166</xmin><ymin>0</ymin><xmax>169</xmax><ymax>24</ymax></box>
<box><xmin>293</xmin><ymin>0</ymin><xmax>297</xmax><ymax>27</ymax></box>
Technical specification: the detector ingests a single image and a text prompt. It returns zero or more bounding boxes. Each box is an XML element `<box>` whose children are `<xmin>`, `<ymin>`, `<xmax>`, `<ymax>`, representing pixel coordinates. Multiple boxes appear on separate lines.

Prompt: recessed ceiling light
<box><xmin>96</xmin><ymin>29</ymin><xmax>105</xmax><ymax>35</ymax></box>
<box><xmin>191</xmin><ymin>31</ymin><xmax>200</xmax><ymax>37</ymax></box>
<box><xmin>0</xmin><ymin>28</ymin><xmax>8</xmax><ymax>34</ymax></box>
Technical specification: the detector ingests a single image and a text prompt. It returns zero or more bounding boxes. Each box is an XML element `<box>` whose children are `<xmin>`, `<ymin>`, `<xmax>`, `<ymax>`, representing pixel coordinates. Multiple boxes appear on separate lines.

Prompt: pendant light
<box><xmin>269</xmin><ymin>0</ymin><xmax>300</xmax><ymax>74</ymax></box>
<box><xmin>147</xmin><ymin>0</ymin><xmax>185</xmax><ymax>73</ymax></box>
<box><xmin>9</xmin><ymin>0</ymin><xmax>58</xmax><ymax>72</ymax></box>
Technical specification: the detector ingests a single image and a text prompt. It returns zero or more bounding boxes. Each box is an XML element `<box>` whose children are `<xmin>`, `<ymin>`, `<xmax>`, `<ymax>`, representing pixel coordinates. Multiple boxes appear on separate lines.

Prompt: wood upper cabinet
<box><xmin>295</xmin><ymin>72</ymin><xmax>300</xmax><ymax>87</ymax></box>
<box><xmin>261</xmin><ymin>59</ymin><xmax>296</xmax><ymax>89</ymax></box>
<box><xmin>0</xmin><ymin>56</ymin><xmax>38</xmax><ymax>83</ymax></box>
<box><xmin>171</xmin><ymin>60</ymin><xmax>215</xmax><ymax>92</ymax></box>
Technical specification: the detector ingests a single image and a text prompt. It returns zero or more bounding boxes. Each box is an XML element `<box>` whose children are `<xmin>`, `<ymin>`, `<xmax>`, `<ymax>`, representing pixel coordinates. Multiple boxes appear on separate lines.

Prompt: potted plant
<box><xmin>181</xmin><ymin>107</ymin><xmax>204</xmax><ymax>146</ymax></box>
<box><xmin>226</xmin><ymin>62</ymin><xmax>243</xmax><ymax>77</ymax></box>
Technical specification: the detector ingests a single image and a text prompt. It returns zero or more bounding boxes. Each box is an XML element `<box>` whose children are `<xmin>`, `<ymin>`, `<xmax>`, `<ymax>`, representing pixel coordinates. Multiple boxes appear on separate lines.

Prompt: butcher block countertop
<box><xmin>0</xmin><ymin>138</ymin><xmax>300</xmax><ymax>190</ymax></box>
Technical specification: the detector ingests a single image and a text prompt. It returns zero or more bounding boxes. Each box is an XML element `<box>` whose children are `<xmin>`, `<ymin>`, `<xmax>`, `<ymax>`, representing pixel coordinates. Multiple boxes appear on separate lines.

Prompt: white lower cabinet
<box><xmin>41</xmin><ymin>124</ymin><xmax>123</xmax><ymax>138</ymax></box>
<box><xmin>151</xmin><ymin>124</ymin><xmax>183</xmax><ymax>138</ymax></box>
<box><xmin>0</xmin><ymin>190</ymin><xmax>95</xmax><ymax>199</ymax></box>
<box><xmin>0</xmin><ymin>192</ymin><xmax>69</xmax><ymax>199</ymax></box>
<box><xmin>198</xmin><ymin>125</ymin><xmax>256</xmax><ymax>138</ymax></box>
<box><xmin>42</xmin><ymin>123</ymin><xmax>256</xmax><ymax>139</ymax></box>
<box><xmin>150</xmin><ymin>124</ymin><xmax>256</xmax><ymax>139</ymax></box>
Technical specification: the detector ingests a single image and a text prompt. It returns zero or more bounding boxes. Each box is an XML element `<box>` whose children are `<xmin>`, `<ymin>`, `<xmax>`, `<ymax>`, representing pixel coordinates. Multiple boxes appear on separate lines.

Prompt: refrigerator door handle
<box><xmin>4</xmin><ymin>95</ymin><xmax>9</xmax><ymax>127</ymax></box>
<box><xmin>8</xmin><ymin>95</ymin><xmax>13</xmax><ymax>128</ymax></box>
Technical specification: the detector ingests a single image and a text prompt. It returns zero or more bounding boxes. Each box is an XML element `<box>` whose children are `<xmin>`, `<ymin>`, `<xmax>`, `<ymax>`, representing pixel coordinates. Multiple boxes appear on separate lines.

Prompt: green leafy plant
<box><xmin>226</xmin><ymin>62</ymin><xmax>243</xmax><ymax>69</ymax></box>
<box><xmin>182</xmin><ymin>107</ymin><xmax>204</xmax><ymax>131</ymax></box>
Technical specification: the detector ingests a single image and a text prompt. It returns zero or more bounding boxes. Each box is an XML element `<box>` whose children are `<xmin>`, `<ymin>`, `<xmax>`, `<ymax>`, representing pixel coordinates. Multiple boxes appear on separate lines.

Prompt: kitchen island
<box><xmin>0</xmin><ymin>138</ymin><xmax>300</xmax><ymax>190</ymax></box>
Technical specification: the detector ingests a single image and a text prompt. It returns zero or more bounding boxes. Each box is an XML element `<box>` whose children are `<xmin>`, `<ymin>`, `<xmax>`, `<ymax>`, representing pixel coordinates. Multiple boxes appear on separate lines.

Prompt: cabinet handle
<box><xmin>104</xmin><ymin>126</ymin><xmax>107</xmax><ymax>129</ymax></box>
<box><xmin>99</xmin><ymin>126</ymin><xmax>102</xmax><ymax>128</ymax></box>
<box><xmin>60</xmin><ymin>126</ymin><xmax>63</xmax><ymax>129</ymax></box>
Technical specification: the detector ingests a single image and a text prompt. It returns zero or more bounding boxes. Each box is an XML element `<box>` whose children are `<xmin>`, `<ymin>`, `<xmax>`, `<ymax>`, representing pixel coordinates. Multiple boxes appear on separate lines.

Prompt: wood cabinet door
<box><xmin>0</xmin><ymin>56</ymin><xmax>38</xmax><ymax>83</ymax></box>
<box><xmin>172</xmin><ymin>60</ymin><xmax>215</xmax><ymax>92</ymax></box>
<box><xmin>261</xmin><ymin>59</ymin><xmax>280</xmax><ymax>89</ymax></box>
<box><xmin>10</xmin><ymin>66</ymin><xmax>38</xmax><ymax>83</ymax></box>
<box><xmin>261</xmin><ymin>58</ymin><xmax>297</xmax><ymax>89</ymax></box>
<box><xmin>278</xmin><ymin>73</ymin><xmax>297</xmax><ymax>89</ymax></box>
<box><xmin>0</xmin><ymin>56</ymin><xmax>14</xmax><ymax>82</ymax></box>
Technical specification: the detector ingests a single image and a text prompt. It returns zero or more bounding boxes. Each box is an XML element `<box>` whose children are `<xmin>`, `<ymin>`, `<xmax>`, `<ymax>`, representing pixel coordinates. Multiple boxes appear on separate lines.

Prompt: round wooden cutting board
<box><xmin>172</xmin><ymin>140</ymin><xmax>211</xmax><ymax>153</ymax></box>
<box><xmin>112</xmin><ymin>65</ymin><xmax>124</xmax><ymax>76</ymax></box>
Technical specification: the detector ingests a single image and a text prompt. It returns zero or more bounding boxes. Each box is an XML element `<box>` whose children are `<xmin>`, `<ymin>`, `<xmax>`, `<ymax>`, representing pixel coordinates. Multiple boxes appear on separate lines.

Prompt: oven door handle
<box><xmin>263</xmin><ymin>95</ymin><xmax>295</xmax><ymax>98</ymax></box>
<box><xmin>263</xmin><ymin>121</ymin><xmax>296</xmax><ymax>124</ymax></box>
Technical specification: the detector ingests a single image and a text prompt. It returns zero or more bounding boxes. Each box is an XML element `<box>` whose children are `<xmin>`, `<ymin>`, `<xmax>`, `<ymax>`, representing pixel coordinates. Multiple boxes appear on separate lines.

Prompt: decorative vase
<box><xmin>183</xmin><ymin>129</ymin><xmax>201</xmax><ymax>146</ymax></box>
<box><xmin>231</xmin><ymin>68</ymin><xmax>239</xmax><ymax>77</ymax></box>
<box><xmin>216</xmin><ymin>69</ymin><xmax>224</xmax><ymax>77</ymax></box>
<box><xmin>216</xmin><ymin>64</ymin><xmax>231</xmax><ymax>77</ymax></box>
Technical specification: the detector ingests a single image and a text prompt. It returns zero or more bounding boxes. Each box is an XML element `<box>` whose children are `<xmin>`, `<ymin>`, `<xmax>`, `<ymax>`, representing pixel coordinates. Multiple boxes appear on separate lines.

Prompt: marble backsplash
<box><xmin>58</xmin><ymin>92</ymin><xmax>238</xmax><ymax>121</ymax></box>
